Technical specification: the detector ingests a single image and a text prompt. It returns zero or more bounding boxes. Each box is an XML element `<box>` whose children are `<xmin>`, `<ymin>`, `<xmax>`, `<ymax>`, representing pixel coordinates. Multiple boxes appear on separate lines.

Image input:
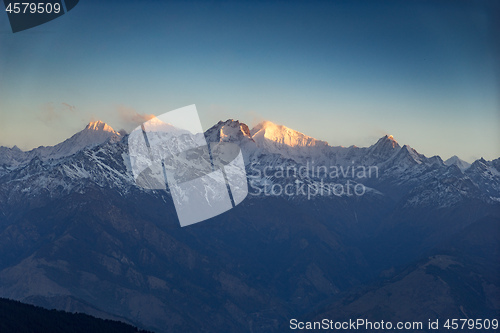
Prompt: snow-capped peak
<box><xmin>204</xmin><ymin>119</ymin><xmax>253</xmax><ymax>143</ymax></box>
<box><xmin>393</xmin><ymin>144</ymin><xmax>425</xmax><ymax>165</ymax></box>
<box><xmin>444</xmin><ymin>155</ymin><xmax>471</xmax><ymax>171</ymax></box>
<box><xmin>78</xmin><ymin>120</ymin><xmax>121</xmax><ymax>141</ymax></box>
<box><xmin>377</xmin><ymin>135</ymin><xmax>400</xmax><ymax>149</ymax></box>
<box><xmin>142</xmin><ymin>117</ymin><xmax>182</xmax><ymax>133</ymax></box>
<box><xmin>250</xmin><ymin>121</ymin><xmax>328</xmax><ymax>148</ymax></box>
<box><xmin>362</xmin><ymin>134</ymin><xmax>401</xmax><ymax>163</ymax></box>
<box><xmin>0</xmin><ymin>120</ymin><xmax>123</xmax><ymax>166</ymax></box>
<box><xmin>85</xmin><ymin>120</ymin><xmax>118</xmax><ymax>133</ymax></box>
<box><xmin>44</xmin><ymin>121</ymin><xmax>122</xmax><ymax>159</ymax></box>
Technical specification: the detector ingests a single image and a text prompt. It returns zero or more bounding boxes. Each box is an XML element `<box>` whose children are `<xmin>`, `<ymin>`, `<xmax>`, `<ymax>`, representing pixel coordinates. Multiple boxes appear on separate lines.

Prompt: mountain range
<box><xmin>0</xmin><ymin>119</ymin><xmax>498</xmax><ymax>332</ymax></box>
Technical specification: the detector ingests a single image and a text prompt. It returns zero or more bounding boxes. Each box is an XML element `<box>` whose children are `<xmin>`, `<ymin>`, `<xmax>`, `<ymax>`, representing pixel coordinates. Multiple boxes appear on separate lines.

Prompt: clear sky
<box><xmin>0</xmin><ymin>0</ymin><xmax>499</xmax><ymax>162</ymax></box>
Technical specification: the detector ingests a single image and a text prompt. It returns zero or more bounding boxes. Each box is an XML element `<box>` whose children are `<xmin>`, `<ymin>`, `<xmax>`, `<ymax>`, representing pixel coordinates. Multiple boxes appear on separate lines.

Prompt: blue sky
<box><xmin>0</xmin><ymin>0</ymin><xmax>498</xmax><ymax>162</ymax></box>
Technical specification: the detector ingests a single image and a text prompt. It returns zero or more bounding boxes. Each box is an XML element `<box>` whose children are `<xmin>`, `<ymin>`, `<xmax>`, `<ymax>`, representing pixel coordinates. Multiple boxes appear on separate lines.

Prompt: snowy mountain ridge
<box><xmin>0</xmin><ymin>118</ymin><xmax>476</xmax><ymax>169</ymax></box>
<box><xmin>0</xmin><ymin>118</ymin><xmax>498</xmax><ymax>208</ymax></box>
<box><xmin>0</xmin><ymin>120</ymin><xmax>122</xmax><ymax>167</ymax></box>
<box><xmin>444</xmin><ymin>155</ymin><xmax>472</xmax><ymax>171</ymax></box>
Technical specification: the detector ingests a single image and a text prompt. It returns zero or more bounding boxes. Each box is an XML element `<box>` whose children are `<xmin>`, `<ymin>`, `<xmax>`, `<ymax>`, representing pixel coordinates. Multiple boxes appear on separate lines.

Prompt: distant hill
<box><xmin>0</xmin><ymin>297</ymin><xmax>152</xmax><ymax>333</ymax></box>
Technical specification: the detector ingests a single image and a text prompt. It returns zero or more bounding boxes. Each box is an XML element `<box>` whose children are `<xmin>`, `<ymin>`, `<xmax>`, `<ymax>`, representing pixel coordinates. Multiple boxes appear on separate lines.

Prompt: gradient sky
<box><xmin>0</xmin><ymin>0</ymin><xmax>499</xmax><ymax>162</ymax></box>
